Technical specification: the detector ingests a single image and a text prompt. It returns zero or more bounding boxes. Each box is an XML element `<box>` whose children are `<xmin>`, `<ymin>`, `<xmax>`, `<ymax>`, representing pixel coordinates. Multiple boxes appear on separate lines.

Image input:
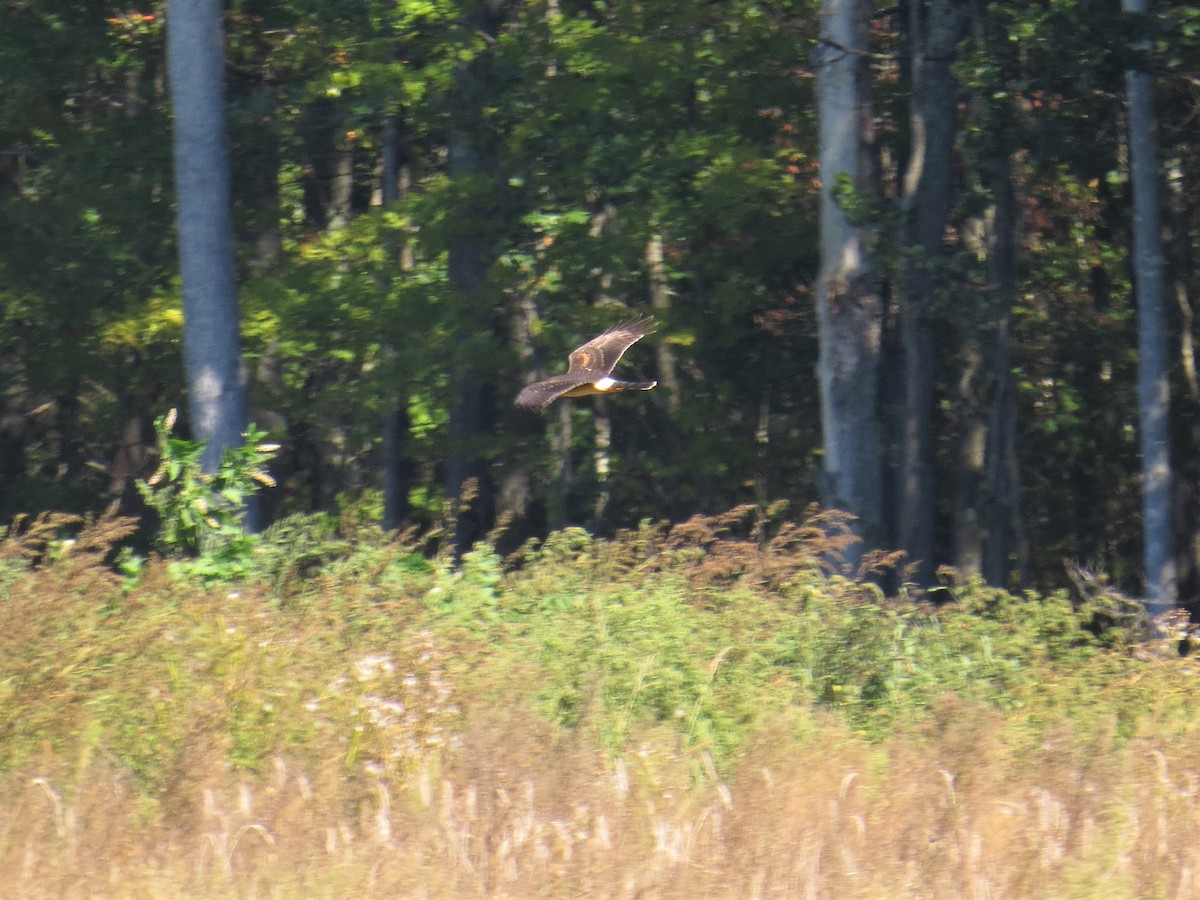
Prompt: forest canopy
<box><xmin>1</xmin><ymin>0</ymin><xmax>1198</xmax><ymax>604</ymax></box>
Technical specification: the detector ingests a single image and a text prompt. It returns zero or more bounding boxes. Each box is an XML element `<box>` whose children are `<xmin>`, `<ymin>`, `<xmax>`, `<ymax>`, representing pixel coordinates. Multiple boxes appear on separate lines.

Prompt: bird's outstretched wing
<box><xmin>564</xmin><ymin>317</ymin><xmax>657</xmax><ymax>380</ymax></box>
<box><xmin>515</xmin><ymin>317</ymin><xmax>657</xmax><ymax>410</ymax></box>
<box><xmin>513</xmin><ymin>375</ymin><xmax>581</xmax><ymax>410</ymax></box>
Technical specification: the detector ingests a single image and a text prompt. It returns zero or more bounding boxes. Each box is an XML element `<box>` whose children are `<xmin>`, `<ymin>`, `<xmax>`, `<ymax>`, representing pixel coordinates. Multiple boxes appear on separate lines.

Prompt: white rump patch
<box><xmin>593</xmin><ymin>376</ymin><xmax>616</xmax><ymax>390</ymax></box>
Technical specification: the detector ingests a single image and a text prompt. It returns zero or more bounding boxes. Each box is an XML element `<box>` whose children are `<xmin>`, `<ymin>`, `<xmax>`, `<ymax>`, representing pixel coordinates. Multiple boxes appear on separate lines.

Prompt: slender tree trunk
<box><xmin>549</xmin><ymin>400</ymin><xmax>573</xmax><ymax>531</ymax></box>
<box><xmin>981</xmin><ymin>161</ymin><xmax>1026</xmax><ymax>588</ymax></box>
<box><xmin>0</xmin><ymin>403</ymin><xmax>27</xmax><ymax>501</ymax></box>
<box><xmin>1164</xmin><ymin>159</ymin><xmax>1200</xmax><ymax>601</ymax></box>
<box><xmin>954</xmin><ymin>152</ymin><xmax>1022</xmax><ymax>588</ymax></box>
<box><xmin>646</xmin><ymin>231</ymin><xmax>680</xmax><ymax>414</ymax></box>
<box><xmin>493</xmin><ymin>299</ymin><xmax>540</xmax><ymax>541</ymax></box>
<box><xmin>244</xmin><ymin>82</ymin><xmax>284</xmax><ymax>274</ymax></box>
<box><xmin>446</xmin><ymin>377</ymin><xmax>491</xmax><ymax>552</ymax></box>
<box><xmin>1123</xmin><ymin>0</ymin><xmax>1176</xmax><ymax>616</ymax></box>
<box><xmin>952</xmin><ymin>337</ymin><xmax>985</xmax><ymax>577</ymax></box>
<box><xmin>444</xmin><ymin>1</ymin><xmax>502</xmax><ymax>555</ymax></box>
<box><xmin>954</xmin><ymin>5</ymin><xmax>1026</xmax><ymax>588</ymax></box>
<box><xmin>380</xmin><ymin>112</ymin><xmax>412</xmax><ymax>531</ymax></box>
<box><xmin>444</xmin><ymin>187</ymin><xmax>492</xmax><ymax>553</ymax></box>
<box><xmin>591</xmin><ymin>399</ymin><xmax>612</xmax><ymax>527</ymax></box>
<box><xmin>380</xmin><ymin>356</ymin><xmax>411</xmax><ymax>532</ymax></box>
<box><xmin>897</xmin><ymin>0</ymin><xmax>966</xmax><ymax>585</ymax></box>
<box><xmin>329</xmin><ymin>130</ymin><xmax>354</xmax><ymax>231</ymax></box>
<box><xmin>982</xmin><ymin>317</ymin><xmax>1025</xmax><ymax>587</ymax></box>
<box><xmin>166</xmin><ymin>0</ymin><xmax>251</xmax><ymax>490</ymax></box>
<box><xmin>815</xmin><ymin>0</ymin><xmax>884</xmax><ymax>566</ymax></box>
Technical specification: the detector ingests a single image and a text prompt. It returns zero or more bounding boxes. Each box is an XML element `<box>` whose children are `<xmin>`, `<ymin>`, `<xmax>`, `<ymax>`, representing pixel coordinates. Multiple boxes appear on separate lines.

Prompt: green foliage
<box><xmin>2</xmin><ymin>0</ymin><xmax>1198</xmax><ymax>601</ymax></box>
<box><xmin>327</xmin><ymin>515</ymin><xmax>1144</xmax><ymax>760</ymax></box>
<box><xmin>136</xmin><ymin>409</ymin><xmax>279</xmax><ymax>581</ymax></box>
<box><xmin>252</xmin><ymin>511</ymin><xmax>352</xmax><ymax>593</ymax></box>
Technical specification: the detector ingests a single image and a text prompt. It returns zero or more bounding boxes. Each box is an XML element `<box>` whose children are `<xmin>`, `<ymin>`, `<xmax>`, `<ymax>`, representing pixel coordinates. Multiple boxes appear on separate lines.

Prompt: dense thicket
<box><xmin>2</xmin><ymin>0</ymin><xmax>1199</xmax><ymax>601</ymax></box>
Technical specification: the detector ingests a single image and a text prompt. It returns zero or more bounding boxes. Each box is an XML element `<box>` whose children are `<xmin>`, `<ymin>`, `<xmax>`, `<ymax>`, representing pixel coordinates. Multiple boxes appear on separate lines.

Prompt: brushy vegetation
<box><xmin>3</xmin><ymin>506</ymin><xmax>1200</xmax><ymax>898</ymax></box>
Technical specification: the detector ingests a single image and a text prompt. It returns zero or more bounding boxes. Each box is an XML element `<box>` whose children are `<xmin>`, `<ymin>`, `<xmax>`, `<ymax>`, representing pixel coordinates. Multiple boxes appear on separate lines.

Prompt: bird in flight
<box><xmin>515</xmin><ymin>317</ymin><xmax>658</xmax><ymax>410</ymax></box>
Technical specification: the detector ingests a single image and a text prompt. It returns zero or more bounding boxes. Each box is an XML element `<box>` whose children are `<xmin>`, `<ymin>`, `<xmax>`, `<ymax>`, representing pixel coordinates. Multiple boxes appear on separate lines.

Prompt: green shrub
<box><xmin>136</xmin><ymin>409</ymin><xmax>278</xmax><ymax>582</ymax></box>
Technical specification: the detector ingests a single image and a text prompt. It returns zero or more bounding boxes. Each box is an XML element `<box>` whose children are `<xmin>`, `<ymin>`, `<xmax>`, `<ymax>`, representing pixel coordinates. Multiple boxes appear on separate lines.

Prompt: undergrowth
<box><xmin>1</xmin><ymin>505</ymin><xmax>1198</xmax><ymax>897</ymax></box>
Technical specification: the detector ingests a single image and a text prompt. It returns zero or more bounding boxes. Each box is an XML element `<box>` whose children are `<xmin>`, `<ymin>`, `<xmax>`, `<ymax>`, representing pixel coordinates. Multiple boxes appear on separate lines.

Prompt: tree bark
<box><xmin>328</xmin><ymin>127</ymin><xmax>354</xmax><ymax>231</ymax></box>
<box><xmin>1164</xmin><ymin>159</ymin><xmax>1200</xmax><ymax>602</ymax></box>
<box><xmin>980</xmin><ymin>161</ymin><xmax>1026</xmax><ymax>588</ymax></box>
<box><xmin>444</xmin><ymin>1</ymin><xmax>503</xmax><ymax>555</ymax></box>
<box><xmin>380</xmin><ymin>112</ymin><xmax>412</xmax><ymax>531</ymax></box>
<box><xmin>1123</xmin><ymin>0</ymin><xmax>1176</xmax><ymax>616</ymax></box>
<box><xmin>952</xmin><ymin>337</ymin><xmax>985</xmax><ymax>578</ymax></box>
<box><xmin>897</xmin><ymin>0</ymin><xmax>966</xmax><ymax>585</ymax></box>
<box><xmin>166</xmin><ymin>0</ymin><xmax>251</xmax><ymax>490</ymax></box>
<box><xmin>591</xmin><ymin>399</ymin><xmax>612</xmax><ymax>527</ymax></box>
<box><xmin>646</xmin><ymin>231</ymin><xmax>680</xmax><ymax>414</ymax></box>
<box><xmin>549</xmin><ymin>400</ymin><xmax>573</xmax><ymax>531</ymax></box>
<box><xmin>953</xmin><ymin>151</ymin><xmax>1023</xmax><ymax>588</ymax></box>
<box><xmin>815</xmin><ymin>0</ymin><xmax>884</xmax><ymax>566</ymax></box>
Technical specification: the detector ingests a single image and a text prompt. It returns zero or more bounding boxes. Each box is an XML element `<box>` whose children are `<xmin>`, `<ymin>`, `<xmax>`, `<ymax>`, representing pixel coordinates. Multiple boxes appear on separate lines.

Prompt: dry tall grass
<box><xmin>7</xmin><ymin>695</ymin><xmax>1200</xmax><ymax>899</ymax></box>
<box><xmin>3</xmin><ymin>512</ymin><xmax>1200</xmax><ymax>898</ymax></box>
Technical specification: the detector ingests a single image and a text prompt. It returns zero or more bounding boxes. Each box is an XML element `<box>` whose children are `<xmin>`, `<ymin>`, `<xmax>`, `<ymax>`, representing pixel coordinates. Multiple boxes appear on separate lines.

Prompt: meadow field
<box><xmin>2</xmin><ymin>508</ymin><xmax>1199</xmax><ymax>899</ymax></box>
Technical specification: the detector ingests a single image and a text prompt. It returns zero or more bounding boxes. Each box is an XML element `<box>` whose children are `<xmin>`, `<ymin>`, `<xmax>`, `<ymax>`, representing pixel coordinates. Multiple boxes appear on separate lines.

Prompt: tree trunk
<box><xmin>646</xmin><ymin>231</ymin><xmax>680</xmax><ymax>414</ymax></box>
<box><xmin>953</xmin><ymin>149</ymin><xmax>1023</xmax><ymax>589</ymax></box>
<box><xmin>1123</xmin><ymin>0</ymin><xmax>1176</xmax><ymax>617</ymax></box>
<box><xmin>444</xmin><ymin>192</ymin><xmax>493</xmax><ymax>553</ymax></box>
<box><xmin>380</xmin><ymin>365</ymin><xmax>411</xmax><ymax>531</ymax></box>
<box><xmin>444</xmin><ymin>2</ymin><xmax>503</xmax><ymax>555</ymax></box>
<box><xmin>1164</xmin><ymin>159</ymin><xmax>1200</xmax><ymax>603</ymax></box>
<box><xmin>591</xmin><ymin>399</ymin><xmax>612</xmax><ymax>527</ymax></box>
<box><xmin>446</xmin><ymin>377</ymin><xmax>492</xmax><ymax>552</ymax></box>
<box><xmin>0</xmin><ymin>403</ymin><xmax>27</xmax><ymax>503</ymax></box>
<box><xmin>549</xmin><ymin>401</ymin><xmax>573</xmax><ymax>531</ymax></box>
<box><xmin>166</xmin><ymin>0</ymin><xmax>251</xmax><ymax>494</ymax></box>
<box><xmin>897</xmin><ymin>0</ymin><xmax>966</xmax><ymax>585</ymax></box>
<box><xmin>329</xmin><ymin>129</ymin><xmax>354</xmax><ymax>231</ymax></box>
<box><xmin>244</xmin><ymin>81</ymin><xmax>284</xmax><ymax>274</ymax></box>
<box><xmin>814</xmin><ymin>0</ymin><xmax>884</xmax><ymax>567</ymax></box>
<box><xmin>952</xmin><ymin>337</ymin><xmax>985</xmax><ymax>578</ymax></box>
<box><xmin>380</xmin><ymin>112</ymin><xmax>412</xmax><ymax>531</ymax></box>
<box><xmin>981</xmin><ymin>161</ymin><xmax>1026</xmax><ymax>588</ymax></box>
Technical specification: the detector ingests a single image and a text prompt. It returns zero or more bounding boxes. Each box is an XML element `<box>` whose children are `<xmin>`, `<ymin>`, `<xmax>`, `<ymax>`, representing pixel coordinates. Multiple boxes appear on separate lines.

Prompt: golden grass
<box><xmin>4</xmin><ymin>513</ymin><xmax>1200</xmax><ymax>898</ymax></box>
<box><xmin>4</xmin><ymin>681</ymin><xmax>1200</xmax><ymax>898</ymax></box>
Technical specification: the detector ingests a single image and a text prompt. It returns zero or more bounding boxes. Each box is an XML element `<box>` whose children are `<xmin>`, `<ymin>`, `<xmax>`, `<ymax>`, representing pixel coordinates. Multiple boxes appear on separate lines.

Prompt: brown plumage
<box><xmin>515</xmin><ymin>317</ymin><xmax>658</xmax><ymax>410</ymax></box>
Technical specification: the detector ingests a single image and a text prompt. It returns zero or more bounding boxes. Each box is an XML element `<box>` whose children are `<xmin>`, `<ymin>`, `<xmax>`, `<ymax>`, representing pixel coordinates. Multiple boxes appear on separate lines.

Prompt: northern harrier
<box><xmin>515</xmin><ymin>317</ymin><xmax>658</xmax><ymax>410</ymax></box>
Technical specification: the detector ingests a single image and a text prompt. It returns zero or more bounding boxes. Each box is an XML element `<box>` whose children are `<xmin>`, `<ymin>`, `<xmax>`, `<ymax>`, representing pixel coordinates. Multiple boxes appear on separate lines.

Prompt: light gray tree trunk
<box><xmin>646</xmin><ymin>232</ymin><xmax>680</xmax><ymax>414</ymax></box>
<box><xmin>166</xmin><ymin>0</ymin><xmax>250</xmax><ymax>480</ymax></box>
<box><xmin>952</xmin><ymin>336</ymin><xmax>985</xmax><ymax>578</ymax></box>
<box><xmin>591</xmin><ymin>400</ymin><xmax>612</xmax><ymax>527</ymax></box>
<box><xmin>815</xmin><ymin>0</ymin><xmax>884</xmax><ymax>566</ymax></box>
<box><xmin>329</xmin><ymin>128</ymin><xmax>354</xmax><ymax>231</ymax></box>
<box><xmin>1123</xmin><ymin>0</ymin><xmax>1176</xmax><ymax>616</ymax></box>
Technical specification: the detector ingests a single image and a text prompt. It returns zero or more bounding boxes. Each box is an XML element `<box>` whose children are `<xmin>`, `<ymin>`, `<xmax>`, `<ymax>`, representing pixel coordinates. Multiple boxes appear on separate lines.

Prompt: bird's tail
<box><xmin>607</xmin><ymin>380</ymin><xmax>657</xmax><ymax>393</ymax></box>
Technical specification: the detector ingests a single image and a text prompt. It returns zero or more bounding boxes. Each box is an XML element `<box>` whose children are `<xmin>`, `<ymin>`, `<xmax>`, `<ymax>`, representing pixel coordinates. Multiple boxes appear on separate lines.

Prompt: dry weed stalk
<box><xmin>1</xmin><ymin>508</ymin><xmax>138</xmax><ymax>569</ymax></box>
<box><xmin>627</xmin><ymin>504</ymin><xmax>887</xmax><ymax>593</ymax></box>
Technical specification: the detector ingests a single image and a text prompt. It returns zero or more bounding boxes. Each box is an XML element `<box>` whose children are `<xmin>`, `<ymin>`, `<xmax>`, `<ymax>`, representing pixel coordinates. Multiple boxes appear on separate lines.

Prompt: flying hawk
<box><xmin>515</xmin><ymin>317</ymin><xmax>658</xmax><ymax>410</ymax></box>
